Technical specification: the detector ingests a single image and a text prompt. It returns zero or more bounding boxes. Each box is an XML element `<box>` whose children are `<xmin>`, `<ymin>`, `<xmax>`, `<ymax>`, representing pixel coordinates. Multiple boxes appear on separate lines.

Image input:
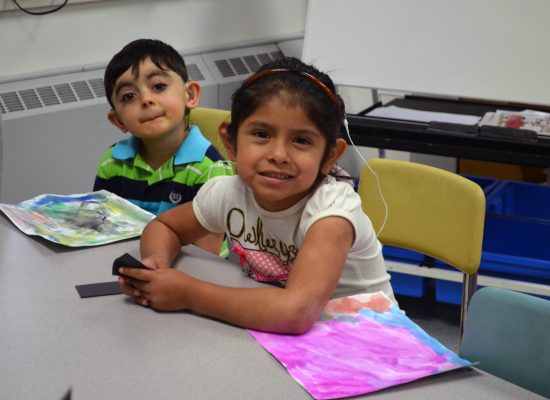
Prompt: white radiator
<box><xmin>0</xmin><ymin>43</ymin><xmax>291</xmax><ymax>204</ymax></box>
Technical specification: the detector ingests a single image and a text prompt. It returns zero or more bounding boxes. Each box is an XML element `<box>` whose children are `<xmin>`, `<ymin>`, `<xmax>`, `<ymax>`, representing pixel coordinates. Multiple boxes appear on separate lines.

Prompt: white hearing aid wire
<box><xmin>343</xmin><ymin>118</ymin><xmax>388</xmax><ymax>238</ymax></box>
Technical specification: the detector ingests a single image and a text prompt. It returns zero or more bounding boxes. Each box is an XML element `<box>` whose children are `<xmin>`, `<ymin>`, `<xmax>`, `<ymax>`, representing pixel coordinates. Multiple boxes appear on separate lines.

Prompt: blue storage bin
<box><xmin>383</xmin><ymin>245</ymin><xmax>425</xmax><ymax>263</ymax></box>
<box><xmin>383</xmin><ymin>246</ymin><xmax>427</xmax><ymax>298</ymax></box>
<box><xmin>435</xmin><ymin>215</ymin><xmax>550</xmax><ymax>305</ymax></box>
<box><xmin>487</xmin><ymin>180</ymin><xmax>550</xmax><ymax>222</ymax></box>
<box><xmin>435</xmin><ymin>280</ymin><xmax>481</xmax><ymax>305</ymax></box>
<box><xmin>389</xmin><ymin>271</ymin><xmax>428</xmax><ymax>298</ymax></box>
<box><xmin>481</xmin><ymin>215</ymin><xmax>550</xmax><ymax>278</ymax></box>
<box><xmin>462</xmin><ymin>174</ymin><xmax>499</xmax><ymax>196</ymax></box>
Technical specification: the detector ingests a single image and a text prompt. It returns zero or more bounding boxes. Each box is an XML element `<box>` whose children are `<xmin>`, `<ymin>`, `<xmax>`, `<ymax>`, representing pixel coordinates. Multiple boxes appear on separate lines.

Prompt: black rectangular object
<box><xmin>480</xmin><ymin>125</ymin><xmax>538</xmax><ymax>143</ymax></box>
<box><xmin>112</xmin><ymin>253</ymin><xmax>149</xmax><ymax>276</ymax></box>
<box><xmin>427</xmin><ymin>121</ymin><xmax>479</xmax><ymax>135</ymax></box>
<box><xmin>75</xmin><ymin>281</ymin><xmax>122</xmax><ymax>298</ymax></box>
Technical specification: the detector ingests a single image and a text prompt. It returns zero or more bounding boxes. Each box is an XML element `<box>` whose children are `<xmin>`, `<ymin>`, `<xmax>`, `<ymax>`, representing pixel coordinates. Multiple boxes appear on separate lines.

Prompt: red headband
<box><xmin>241</xmin><ymin>68</ymin><xmax>338</xmax><ymax>106</ymax></box>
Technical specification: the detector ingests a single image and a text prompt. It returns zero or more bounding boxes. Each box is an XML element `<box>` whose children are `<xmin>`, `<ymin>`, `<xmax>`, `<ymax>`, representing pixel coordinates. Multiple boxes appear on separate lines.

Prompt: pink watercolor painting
<box><xmin>248</xmin><ymin>291</ymin><xmax>470</xmax><ymax>399</ymax></box>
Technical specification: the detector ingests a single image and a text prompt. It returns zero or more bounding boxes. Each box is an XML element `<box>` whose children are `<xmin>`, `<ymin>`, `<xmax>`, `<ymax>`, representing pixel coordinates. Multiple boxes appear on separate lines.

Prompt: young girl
<box><xmin>119</xmin><ymin>57</ymin><xmax>397</xmax><ymax>334</ymax></box>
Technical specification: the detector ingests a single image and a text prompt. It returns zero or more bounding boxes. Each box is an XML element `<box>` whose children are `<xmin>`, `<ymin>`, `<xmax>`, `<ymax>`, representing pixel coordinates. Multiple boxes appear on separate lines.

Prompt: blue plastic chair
<box><xmin>459</xmin><ymin>287</ymin><xmax>550</xmax><ymax>398</ymax></box>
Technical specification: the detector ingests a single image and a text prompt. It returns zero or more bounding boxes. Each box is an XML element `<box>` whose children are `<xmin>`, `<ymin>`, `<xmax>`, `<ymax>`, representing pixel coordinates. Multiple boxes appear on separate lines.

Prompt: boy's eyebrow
<box><xmin>113</xmin><ymin>69</ymin><xmax>171</xmax><ymax>97</ymax></box>
<box><xmin>145</xmin><ymin>69</ymin><xmax>170</xmax><ymax>80</ymax></box>
<box><xmin>134</xmin><ymin>68</ymin><xmax>171</xmax><ymax>85</ymax></box>
<box><xmin>113</xmin><ymin>81</ymin><xmax>134</xmax><ymax>98</ymax></box>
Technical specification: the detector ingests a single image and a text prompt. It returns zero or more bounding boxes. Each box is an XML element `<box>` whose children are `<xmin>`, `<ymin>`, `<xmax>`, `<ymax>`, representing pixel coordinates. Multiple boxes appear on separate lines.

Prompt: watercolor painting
<box><xmin>248</xmin><ymin>291</ymin><xmax>471</xmax><ymax>400</ymax></box>
<box><xmin>0</xmin><ymin>190</ymin><xmax>155</xmax><ymax>247</ymax></box>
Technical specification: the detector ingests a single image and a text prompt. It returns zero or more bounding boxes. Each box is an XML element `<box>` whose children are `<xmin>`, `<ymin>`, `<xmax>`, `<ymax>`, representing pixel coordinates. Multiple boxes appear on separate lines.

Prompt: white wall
<box><xmin>0</xmin><ymin>0</ymin><xmax>307</xmax><ymax>81</ymax></box>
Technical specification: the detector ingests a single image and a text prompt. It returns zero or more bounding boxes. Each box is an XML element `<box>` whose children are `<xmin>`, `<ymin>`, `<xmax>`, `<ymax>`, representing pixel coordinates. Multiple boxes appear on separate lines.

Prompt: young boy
<box><xmin>94</xmin><ymin>39</ymin><xmax>233</xmax><ymax>254</ymax></box>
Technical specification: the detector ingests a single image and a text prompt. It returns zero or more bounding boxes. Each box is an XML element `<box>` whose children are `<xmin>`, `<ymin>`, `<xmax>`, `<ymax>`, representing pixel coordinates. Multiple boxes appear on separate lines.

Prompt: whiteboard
<box><xmin>303</xmin><ymin>0</ymin><xmax>550</xmax><ymax>106</ymax></box>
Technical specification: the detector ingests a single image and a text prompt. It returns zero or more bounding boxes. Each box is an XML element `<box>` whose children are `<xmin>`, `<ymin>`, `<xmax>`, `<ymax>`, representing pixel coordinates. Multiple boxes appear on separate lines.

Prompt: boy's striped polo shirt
<box><xmin>93</xmin><ymin>124</ymin><xmax>234</xmax><ymax>216</ymax></box>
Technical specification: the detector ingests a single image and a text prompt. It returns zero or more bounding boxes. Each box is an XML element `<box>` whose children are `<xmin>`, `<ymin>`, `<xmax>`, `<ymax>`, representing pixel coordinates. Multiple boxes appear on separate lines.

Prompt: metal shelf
<box><xmin>386</xmin><ymin>260</ymin><xmax>550</xmax><ymax>298</ymax></box>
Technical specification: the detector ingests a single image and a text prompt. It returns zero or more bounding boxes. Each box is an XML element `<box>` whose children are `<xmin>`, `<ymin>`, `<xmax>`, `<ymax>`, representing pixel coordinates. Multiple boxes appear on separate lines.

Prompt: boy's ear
<box><xmin>185</xmin><ymin>81</ymin><xmax>201</xmax><ymax>109</ymax></box>
<box><xmin>218</xmin><ymin>121</ymin><xmax>236</xmax><ymax>161</ymax></box>
<box><xmin>107</xmin><ymin>110</ymin><xmax>128</xmax><ymax>133</ymax></box>
<box><xmin>321</xmin><ymin>138</ymin><xmax>347</xmax><ymax>175</ymax></box>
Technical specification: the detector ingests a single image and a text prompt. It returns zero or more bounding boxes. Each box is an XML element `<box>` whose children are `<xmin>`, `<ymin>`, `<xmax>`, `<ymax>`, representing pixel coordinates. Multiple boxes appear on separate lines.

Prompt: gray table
<box><xmin>0</xmin><ymin>216</ymin><xmax>545</xmax><ymax>400</ymax></box>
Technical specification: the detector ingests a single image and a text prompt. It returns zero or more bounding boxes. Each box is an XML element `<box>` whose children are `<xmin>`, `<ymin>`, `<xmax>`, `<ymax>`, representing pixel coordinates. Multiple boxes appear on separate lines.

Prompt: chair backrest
<box><xmin>358</xmin><ymin>158</ymin><xmax>486</xmax><ymax>333</ymax></box>
<box><xmin>189</xmin><ymin>107</ymin><xmax>231</xmax><ymax>159</ymax></box>
<box><xmin>459</xmin><ymin>287</ymin><xmax>550</xmax><ymax>398</ymax></box>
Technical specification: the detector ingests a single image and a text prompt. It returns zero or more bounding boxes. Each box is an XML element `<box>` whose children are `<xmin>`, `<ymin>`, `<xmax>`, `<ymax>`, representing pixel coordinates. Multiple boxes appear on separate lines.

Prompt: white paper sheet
<box><xmin>367</xmin><ymin>105</ymin><xmax>481</xmax><ymax>125</ymax></box>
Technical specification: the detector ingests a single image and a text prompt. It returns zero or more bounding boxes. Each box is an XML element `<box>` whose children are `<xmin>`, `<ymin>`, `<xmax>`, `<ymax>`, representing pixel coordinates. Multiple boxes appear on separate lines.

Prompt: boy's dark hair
<box><xmin>227</xmin><ymin>56</ymin><xmax>346</xmax><ymax>172</ymax></box>
<box><xmin>104</xmin><ymin>39</ymin><xmax>189</xmax><ymax>109</ymax></box>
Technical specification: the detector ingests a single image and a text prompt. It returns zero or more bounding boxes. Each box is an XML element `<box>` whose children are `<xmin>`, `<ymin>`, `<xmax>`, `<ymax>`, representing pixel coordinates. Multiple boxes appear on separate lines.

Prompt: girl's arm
<box><xmin>139</xmin><ymin>202</ymin><xmax>213</xmax><ymax>265</ymax></box>
<box><xmin>119</xmin><ymin>202</ymin><xmax>213</xmax><ymax>298</ymax></box>
<box><xmin>123</xmin><ymin>211</ymin><xmax>354</xmax><ymax>334</ymax></box>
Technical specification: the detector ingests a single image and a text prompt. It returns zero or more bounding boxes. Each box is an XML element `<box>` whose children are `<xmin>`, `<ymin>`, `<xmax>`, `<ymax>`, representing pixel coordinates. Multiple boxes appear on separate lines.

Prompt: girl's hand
<box><xmin>118</xmin><ymin>267</ymin><xmax>190</xmax><ymax>311</ymax></box>
<box><xmin>140</xmin><ymin>256</ymin><xmax>171</xmax><ymax>270</ymax></box>
<box><xmin>119</xmin><ymin>274</ymin><xmax>147</xmax><ymax>305</ymax></box>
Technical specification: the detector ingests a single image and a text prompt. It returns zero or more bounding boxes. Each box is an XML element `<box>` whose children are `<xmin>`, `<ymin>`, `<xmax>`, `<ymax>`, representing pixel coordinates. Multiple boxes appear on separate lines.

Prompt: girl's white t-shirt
<box><xmin>193</xmin><ymin>175</ymin><xmax>396</xmax><ymax>302</ymax></box>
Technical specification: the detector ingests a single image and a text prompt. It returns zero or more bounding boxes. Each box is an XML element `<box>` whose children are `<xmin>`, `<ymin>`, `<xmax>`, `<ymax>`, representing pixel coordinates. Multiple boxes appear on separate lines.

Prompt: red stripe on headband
<box><xmin>241</xmin><ymin>68</ymin><xmax>338</xmax><ymax>106</ymax></box>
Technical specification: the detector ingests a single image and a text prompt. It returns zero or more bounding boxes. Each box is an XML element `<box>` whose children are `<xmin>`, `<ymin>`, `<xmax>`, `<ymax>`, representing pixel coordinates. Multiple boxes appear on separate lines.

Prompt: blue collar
<box><xmin>111</xmin><ymin>125</ymin><xmax>211</xmax><ymax>165</ymax></box>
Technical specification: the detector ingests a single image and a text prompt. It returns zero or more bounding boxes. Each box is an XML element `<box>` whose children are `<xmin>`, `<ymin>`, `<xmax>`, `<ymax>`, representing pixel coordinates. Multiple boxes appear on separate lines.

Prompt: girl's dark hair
<box><xmin>227</xmin><ymin>57</ymin><xmax>346</xmax><ymax>170</ymax></box>
<box><xmin>104</xmin><ymin>39</ymin><xmax>189</xmax><ymax>109</ymax></box>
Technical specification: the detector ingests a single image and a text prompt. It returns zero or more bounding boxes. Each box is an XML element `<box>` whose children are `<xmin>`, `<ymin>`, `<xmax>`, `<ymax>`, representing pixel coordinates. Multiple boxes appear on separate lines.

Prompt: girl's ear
<box><xmin>185</xmin><ymin>81</ymin><xmax>201</xmax><ymax>109</ymax></box>
<box><xmin>218</xmin><ymin>120</ymin><xmax>237</xmax><ymax>161</ymax></box>
<box><xmin>321</xmin><ymin>138</ymin><xmax>347</xmax><ymax>175</ymax></box>
<box><xmin>107</xmin><ymin>110</ymin><xmax>128</xmax><ymax>133</ymax></box>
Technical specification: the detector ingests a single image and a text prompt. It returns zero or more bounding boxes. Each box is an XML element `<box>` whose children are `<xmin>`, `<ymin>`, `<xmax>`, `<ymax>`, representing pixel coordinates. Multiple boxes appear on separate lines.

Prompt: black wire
<box><xmin>12</xmin><ymin>0</ymin><xmax>68</xmax><ymax>15</ymax></box>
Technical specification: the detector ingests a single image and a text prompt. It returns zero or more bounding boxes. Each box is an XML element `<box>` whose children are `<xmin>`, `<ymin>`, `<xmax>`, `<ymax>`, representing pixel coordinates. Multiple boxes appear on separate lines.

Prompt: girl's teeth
<box><xmin>266</xmin><ymin>172</ymin><xmax>288</xmax><ymax>179</ymax></box>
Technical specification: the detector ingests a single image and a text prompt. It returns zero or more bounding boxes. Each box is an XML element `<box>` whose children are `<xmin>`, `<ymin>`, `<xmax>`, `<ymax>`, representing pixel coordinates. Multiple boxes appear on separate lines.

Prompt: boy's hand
<box><xmin>119</xmin><ymin>267</ymin><xmax>190</xmax><ymax>311</ymax></box>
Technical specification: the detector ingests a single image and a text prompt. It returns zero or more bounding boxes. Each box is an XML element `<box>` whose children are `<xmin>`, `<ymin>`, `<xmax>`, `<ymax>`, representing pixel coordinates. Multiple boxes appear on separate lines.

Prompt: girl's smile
<box><xmin>259</xmin><ymin>171</ymin><xmax>293</xmax><ymax>180</ymax></box>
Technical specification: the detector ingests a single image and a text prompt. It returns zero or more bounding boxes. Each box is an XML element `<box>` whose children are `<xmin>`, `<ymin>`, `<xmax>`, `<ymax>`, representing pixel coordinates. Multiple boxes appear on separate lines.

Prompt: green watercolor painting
<box><xmin>0</xmin><ymin>190</ymin><xmax>155</xmax><ymax>246</ymax></box>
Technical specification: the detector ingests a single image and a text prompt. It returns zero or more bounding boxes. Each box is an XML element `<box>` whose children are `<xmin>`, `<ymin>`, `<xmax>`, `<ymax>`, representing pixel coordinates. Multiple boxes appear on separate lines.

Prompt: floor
<box><xmin>395</xmin><ymin>283</ymin><xmax>462</xmax><ymax>353</ymax></box>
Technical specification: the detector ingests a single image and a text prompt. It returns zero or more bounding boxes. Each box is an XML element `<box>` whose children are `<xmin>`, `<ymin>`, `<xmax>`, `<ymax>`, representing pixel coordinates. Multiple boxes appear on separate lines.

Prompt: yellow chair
<box><xmin>358</xmin><ymin>158</ymin><xmax>486</xmax><ymax>337</ymax></box>
<box><xmin>189</xmin><ymin>107</ymin><xmax>231</xmax><ymax>159</ymax></box>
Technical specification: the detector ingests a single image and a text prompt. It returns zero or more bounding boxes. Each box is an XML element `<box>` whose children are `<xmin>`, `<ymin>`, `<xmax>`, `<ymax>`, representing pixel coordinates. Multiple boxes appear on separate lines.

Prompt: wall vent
<box><xmin>186</xmin><ymin>64</ymin><xmax>205</xmax><ymax>81</ymax></box>
<box><xmin>0</xmin><ymin>69</ymin><xmax>105</xmax><ymax>120</ymax></box>
<box><xmin>209</xmin><ymin>49</ymin><xmax>284</xmax><ymax>79</ymax></box>
<box><xmin>0</xmin><ymin>43</ymin><xmax>294</xmax><ymax>119</ymax></box>
<box><xmin>37</xmin><ymin>86</ymin><xmax>60</xmax><ymax>106</ymax></box>
<box><xmin>0</xmin><ymin>61</ymin><xmax>210</xmax><ymax>120</ymax></box>
<box><xmin>1</xmin><ymin>92</ymin><xmax>24</xmax><ymax>112</ymax></box>
<box><xmin>201</xmin><ymin>44</ymin><xmax>284</xmax><ymax>109</ymax></box>
<box><xmin>88</xmin><ymin>78</ymin><xmax>105</xmax><ymax>97</ymax></box>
